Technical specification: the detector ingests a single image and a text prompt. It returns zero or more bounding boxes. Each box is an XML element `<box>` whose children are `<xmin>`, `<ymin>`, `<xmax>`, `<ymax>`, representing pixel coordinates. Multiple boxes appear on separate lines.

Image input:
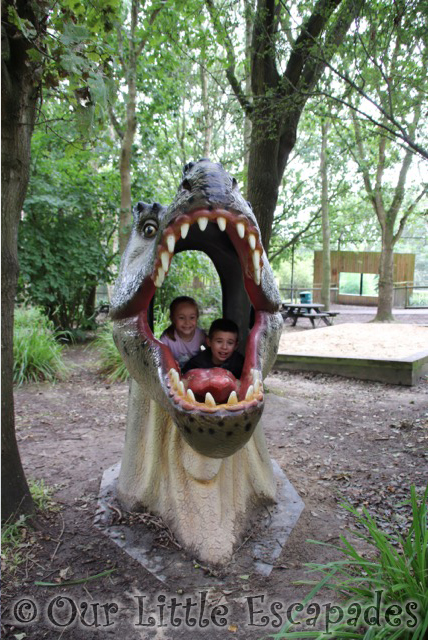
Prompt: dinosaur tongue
<box><xmin>183</xmin><ymin>368</ymin><xmax>238</xmax><ymax>404</ymax></box>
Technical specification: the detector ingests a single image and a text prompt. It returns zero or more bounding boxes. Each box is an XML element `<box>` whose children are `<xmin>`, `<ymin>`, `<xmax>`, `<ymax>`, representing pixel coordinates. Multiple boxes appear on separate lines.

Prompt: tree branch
<box><xmin>393</xmin><ymin>185</ymin><xmax>427</xmax><ymax>244</ymax></box>
<box><xmin>205</xmin><ymin>0</ymin><xmax>253</xmax><ymax>117</ymax></box>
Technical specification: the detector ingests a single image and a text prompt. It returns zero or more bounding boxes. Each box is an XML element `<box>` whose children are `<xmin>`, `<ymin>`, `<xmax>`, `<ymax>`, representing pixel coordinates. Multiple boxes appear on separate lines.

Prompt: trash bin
<box><xmin>300</xmin><ymin>291</ymin><xmax>312</xmax><ymax>304</ymax></box>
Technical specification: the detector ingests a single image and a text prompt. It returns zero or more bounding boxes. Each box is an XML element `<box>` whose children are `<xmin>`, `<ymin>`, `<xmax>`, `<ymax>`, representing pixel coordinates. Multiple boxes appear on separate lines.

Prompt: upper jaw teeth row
<box><xmin>168</xmin><ymin>368</ymin><xmax>263</xmax><ymax>409</ymax></box>
<box><xmin>153</xmin><ymin>215</ymin><xmax>262</xmax><ymax>287</ymax></box>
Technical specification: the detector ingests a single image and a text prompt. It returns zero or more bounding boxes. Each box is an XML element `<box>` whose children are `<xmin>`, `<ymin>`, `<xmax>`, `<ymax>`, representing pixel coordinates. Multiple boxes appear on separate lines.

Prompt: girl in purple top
<box><xmin>160</xmin><ymin>296</ymin><xmax>206</xmax><ymax>368</ymax></box>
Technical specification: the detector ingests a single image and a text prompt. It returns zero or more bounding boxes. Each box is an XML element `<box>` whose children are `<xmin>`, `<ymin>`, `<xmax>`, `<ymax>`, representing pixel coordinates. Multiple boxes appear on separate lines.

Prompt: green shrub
<box><xmin>93</xmin><ymin>323</ymin><xmax>129</xmax><ymax>383</ymax></box>
<box><xmin>13</xmin><ymin>307</ymin><xmax>67</xmax><ymax>386</ymax></box>
<box><xmin>278</xmin><ymin>484</ymin><xmax>428</xmax><ymax>639</ymax></box>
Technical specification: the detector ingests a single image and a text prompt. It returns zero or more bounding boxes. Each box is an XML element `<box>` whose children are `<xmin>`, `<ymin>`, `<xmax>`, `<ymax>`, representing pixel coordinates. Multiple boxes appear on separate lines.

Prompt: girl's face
<box><xmin>172</xmin><ymin>303</ymin><xmax>198</xmax><ymax>341</ymax></box>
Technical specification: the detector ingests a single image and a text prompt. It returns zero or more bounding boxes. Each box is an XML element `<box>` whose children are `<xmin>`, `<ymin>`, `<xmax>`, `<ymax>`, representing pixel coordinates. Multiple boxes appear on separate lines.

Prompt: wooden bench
<box><xmin>292</xmin><ymin>311</ymin><xmax>340</xmax><ymax>328</ymax></box>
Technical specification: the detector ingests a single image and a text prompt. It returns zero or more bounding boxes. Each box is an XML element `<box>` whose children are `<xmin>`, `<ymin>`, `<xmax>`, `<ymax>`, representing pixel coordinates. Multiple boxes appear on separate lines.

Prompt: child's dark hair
<box><xmin>163</xmin><ymin>296</ymin><xmax>199</xmax><ymax>340</ymax></box>
<box><xmin>208</xmin><ymin>318</ymin><xmax>239</xmax><ymax>340</ymax></box>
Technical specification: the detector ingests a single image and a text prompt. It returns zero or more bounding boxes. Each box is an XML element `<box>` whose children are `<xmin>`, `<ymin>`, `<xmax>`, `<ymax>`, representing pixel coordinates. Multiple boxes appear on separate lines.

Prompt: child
<box><xmin>181</xmin><ymin>318</ymin><xmax>244</xmax><ymax>378</ymax></box>
<box><xmin>160</xmin><ymin>296</ymin><xmax>206</xmax><ymax>368</ymax></box>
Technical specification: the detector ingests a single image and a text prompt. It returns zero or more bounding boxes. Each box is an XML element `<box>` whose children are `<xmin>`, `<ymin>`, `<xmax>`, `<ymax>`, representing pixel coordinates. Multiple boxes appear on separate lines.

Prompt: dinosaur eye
<box><xmin>142</xmin><ymin>221</ymin><xmax>158</xmax><ymax>238</ymax></box>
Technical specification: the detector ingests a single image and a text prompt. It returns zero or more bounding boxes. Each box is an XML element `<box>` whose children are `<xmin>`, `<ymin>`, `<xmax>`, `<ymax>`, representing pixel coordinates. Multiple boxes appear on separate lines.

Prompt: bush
<box><xmin>13</xmin><ymin>307</ymin><xmax>67</xmax><ymax>385</ymax></box>
<box><xmin>278</xmin><ymin>484</ymin><xmax>428</xmax><ymax>639</ymax></box>
<box><xmin>93</xmin><ymin>323</ymin><xmax>129</xmax><ymax>383</ymax></box>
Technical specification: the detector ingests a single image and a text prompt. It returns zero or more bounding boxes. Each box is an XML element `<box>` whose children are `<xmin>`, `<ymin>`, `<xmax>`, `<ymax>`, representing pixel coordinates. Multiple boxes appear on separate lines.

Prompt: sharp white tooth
<box><xmin>248</xmin><ymin>234</ymin><xmax>256</xmax><ymax>250</ymax></box>
<box><xmin>197</xmin><ymin>216</ymin><xmax>209</xmax><ymax>231</ymax></box>
<box><xmin>186</xmin><ymin>388</ymin><xmax>195</xmax><ymax>403</ymax></box>
<box><xmin>236</xmin><ymin>222</ymin><xmax>245</xmax><ymax>239</ymax></box>
<box><xmin>166</xmin><ymin>234</ymin><xmax>175</xmax><ymax>253</ymax></box>
<box><xmin>254</xmin><ymin>379</ymin><xmax>261</xmax><ymax>394</ymax></box>
<box><xmin>157</xmin><ymin>267</ymin><xmax>165</xmax><ymax>286</ymax></box>
<box><xmin>217</xmin><ymin>216</ymin><xmax>226</xmax><ymax>231</ymax></box>
<box><xmin>205</xmin><ymin>392</ymin><xmax>216</xmax><ymax>407</ymax></box>
<box><xmin>252</xmin><ymin>249</ymin><xmax>261</xmax><ymax>271</ymax></box>
<box><xmin>178</xmin><ymin>381</ymin><xmax>185</xmax><ymax>396</ymax></box>
<box><xmin>161</xmin><ymin>251</ymin><xmax>170</xmax><ymax>272</ymax></box>
<box><xmin>181</xmin><ymin>223</ymin><xmax>189</xmax><ymax>239</ymax></box>
<box><xmin>245</xmin><ymin>385</ymin><xmax>254</xmax><ymax>401</ymax></box>
<box><xmin>254</xmin><ymin>265</ymin><xmax>261</xmax><ymax>285</ymax></box>
<box><xmin>227</xmin><ymin>391</ymin><xmax>238</xmax><ymax>405</ymax></box>
<box><xmin>170</xmin><ymin>369</ymin><xmax>179</xmax><ymax>387</ymax></box>
<box><xmin>154</xmin><ymin>275</ymin><xmax>161</xmax><ymax>288</ymax></box>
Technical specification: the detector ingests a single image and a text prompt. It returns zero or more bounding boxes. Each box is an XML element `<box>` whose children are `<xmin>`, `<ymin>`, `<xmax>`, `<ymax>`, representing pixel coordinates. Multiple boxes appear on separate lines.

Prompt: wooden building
<box><xmin>313</xmin><ymin>250</ymin><xmax>415</xmax><ymax>306</ymax></box>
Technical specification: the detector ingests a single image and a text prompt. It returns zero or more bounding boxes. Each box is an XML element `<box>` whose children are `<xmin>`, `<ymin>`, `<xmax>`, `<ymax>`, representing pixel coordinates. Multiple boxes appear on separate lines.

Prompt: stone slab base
<box><xmin>275</xmin><ymin>350</ymin><xmax>428</xmax><ymax>386</ymax></box>
<box><xmin>94</xmin><ymin>460</ymin><xmax>304</xmax><ymax>584</ymax></box>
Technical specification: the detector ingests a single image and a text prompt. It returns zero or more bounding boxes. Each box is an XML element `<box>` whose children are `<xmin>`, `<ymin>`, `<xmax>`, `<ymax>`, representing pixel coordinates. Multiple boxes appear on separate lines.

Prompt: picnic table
<box><xmin>281</xmin><ymin>302</ymin><xmax>339</xmax><ymax>328</ymax></box>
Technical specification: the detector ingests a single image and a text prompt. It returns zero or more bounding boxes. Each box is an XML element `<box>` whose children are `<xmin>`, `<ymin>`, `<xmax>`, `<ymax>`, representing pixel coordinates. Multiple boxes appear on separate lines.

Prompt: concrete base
<box><xmin>95</xmin><ymin>460</ymin><xmax>304</xmax><ymax>584</ymax></box>
<box><xmin>275</xmin><ymin>350</ymin><xmax>428</xmax><ymax>386</ymax></box>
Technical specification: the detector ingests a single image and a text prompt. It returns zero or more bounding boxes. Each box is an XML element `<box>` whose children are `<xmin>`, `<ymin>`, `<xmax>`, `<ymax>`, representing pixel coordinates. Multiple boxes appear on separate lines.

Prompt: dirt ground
<box><xmin>3</xmin><ymin>310</ymin><xmax>428</xmax><ymax>640</ymax></box>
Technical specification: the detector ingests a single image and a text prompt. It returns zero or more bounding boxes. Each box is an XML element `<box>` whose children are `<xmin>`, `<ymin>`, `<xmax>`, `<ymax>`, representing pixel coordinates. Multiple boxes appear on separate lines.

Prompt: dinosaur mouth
<box><xmin>133</xmin><ymin>207</ymin><xmax>272</xmax><ymax>404</ymax></box>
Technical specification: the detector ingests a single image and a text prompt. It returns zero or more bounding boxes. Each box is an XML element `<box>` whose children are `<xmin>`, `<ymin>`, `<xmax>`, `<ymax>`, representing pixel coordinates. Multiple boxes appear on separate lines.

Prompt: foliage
<box><xmin>273</xmin><ymin>251</ymin><xmax>313</xmax><ymax>290</ymax></box>
<box><xmin>18</xmin><ymin>125</ymin><xmax>119</xmax><ymax>331</ymax></box>
<box><xmin>93</xmin><ymin>323</ymin><xmax>129</xmax><ymax>383</ymax></box>
<box><xmin>154</xmin><ymin>250</ymin><xmax>222</xmax><ymax>327</ymax></box>
<box><xmin>278</xmin><ymin>484</ymin><xmax>428</xmax><ymax>639</ymax></box>
<box><xmin>13</xmin><ymin>307</ymin><xmax>67</xmax><ymax>386</ymax></box>
<box><xmin>28</xmin><ymin>478</ymin><xmax>59</xmax><ymax>512</ymax></box>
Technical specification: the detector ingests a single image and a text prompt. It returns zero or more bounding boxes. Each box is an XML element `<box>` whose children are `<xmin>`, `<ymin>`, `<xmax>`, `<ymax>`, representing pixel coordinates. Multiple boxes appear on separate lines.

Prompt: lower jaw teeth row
<box><xmin>168</xmin><ymin>369</ymin><xmax>262</xmax><ymax>408</ymax></box>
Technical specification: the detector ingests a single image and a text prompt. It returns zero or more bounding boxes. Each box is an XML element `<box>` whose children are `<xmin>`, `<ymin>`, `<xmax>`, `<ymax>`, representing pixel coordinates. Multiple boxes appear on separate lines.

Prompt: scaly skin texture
<box><xmin>111</xmin><ymin>159</ymin><xmax>283</xmax><ymax>563</ymax></box>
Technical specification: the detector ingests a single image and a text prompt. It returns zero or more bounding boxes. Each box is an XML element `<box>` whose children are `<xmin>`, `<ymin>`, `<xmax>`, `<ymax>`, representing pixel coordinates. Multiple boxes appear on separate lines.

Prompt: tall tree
<box><xmin>206</xmin><ymin>0</ymin><xmax>364</xmax><ymax>248</ymax></box>
<box><xmin>1</xmin><ymin>0</ymin><xmax>118</xmax><ymax>522</ymax></box>
<box><xmin>1</xmin><ymin>0</ymin><xmax>45</xmax><ymax>521</ymax></box>
<box><xmin>346</xmin><ymin>2</ymin><xmax>428</xmax><ymax>320</ymax></box>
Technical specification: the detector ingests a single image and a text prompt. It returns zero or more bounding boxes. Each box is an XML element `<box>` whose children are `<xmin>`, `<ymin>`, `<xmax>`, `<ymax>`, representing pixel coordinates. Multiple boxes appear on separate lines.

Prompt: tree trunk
<box><xmin>320</xmin><ymin>121</ymin><xmax>331</xmax><ymax>310</ymax></box>
<box><xmin>1</xmin><ymin>1</ymin><xmax>44</xmax><ymax>521</ymax></box>
<box><xmin>118</xmin><ymin>63</ymin><xmax>137</xmax><ymax>255</ymax></box>
<box><xmin>374</xmin><ymin>227</ymin><xmax>395</xmax><ymax>322</ymax></box>
<box><xmin>243</xmin><ymin>0</ymin><xmax>253</xmax><ymax>190</ymax></box>
<box><xmin>114</xmin><ymin>0</ymin><xmax>163</xmax><ymax>255</ymax></box>
<box><xmin>200</xmin><ymin>63</ymin><xmax>212</xmax><ymax>157</ymax></box>
<box><xmin>246</xmin><ymin>117</ymin><xmax>281</xmax><ymax>247</ymax></box>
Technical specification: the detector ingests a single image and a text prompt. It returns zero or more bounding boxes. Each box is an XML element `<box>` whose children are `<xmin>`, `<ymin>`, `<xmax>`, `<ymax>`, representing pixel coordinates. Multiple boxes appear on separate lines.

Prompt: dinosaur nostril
<box><xmin>182</xmin><ymin>179</ymin><xmax>192</xmax><ymax>191</ymax></box>
<box><xmin>232</xmin><ymin>177</ymin><xmax>238</xmax><ymax>189</ymax></box>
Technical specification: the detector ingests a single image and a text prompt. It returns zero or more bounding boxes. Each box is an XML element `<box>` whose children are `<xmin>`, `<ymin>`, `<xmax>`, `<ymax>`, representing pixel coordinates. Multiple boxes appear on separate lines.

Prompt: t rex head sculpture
<box><xmin>110</xmin><ymin>159</ymin><xmax>282</xmax><ymax>458</ymax></box>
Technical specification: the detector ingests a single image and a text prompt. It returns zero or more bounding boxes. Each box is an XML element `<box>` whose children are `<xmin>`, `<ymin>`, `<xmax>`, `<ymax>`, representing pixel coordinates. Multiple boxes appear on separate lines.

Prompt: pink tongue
<box><xmin>183</xmin><ymin>367</ymin><xmax>238</xmax><ymax>404</ymax></box>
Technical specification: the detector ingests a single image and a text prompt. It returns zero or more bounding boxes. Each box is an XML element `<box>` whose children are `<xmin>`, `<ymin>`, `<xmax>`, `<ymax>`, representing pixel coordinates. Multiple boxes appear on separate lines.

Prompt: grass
<box><xmin>269</xmin><ymin>484</ymin><xmax>428</xmax><ymax>640</ymax></box>
<box><xmin>13</xmin><ymin>306</ymin><xmax>68</xmax><ymax>385</ymax></box>
<box><xmin>1</xmin><ymin>478</ymin><xmax>59</xmax><ymax>574</ymax></box>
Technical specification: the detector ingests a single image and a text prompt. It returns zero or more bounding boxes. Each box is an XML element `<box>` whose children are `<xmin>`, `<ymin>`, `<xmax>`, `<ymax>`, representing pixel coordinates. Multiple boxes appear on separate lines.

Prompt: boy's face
<box><xmin>208</xmin><ymin>330</ymin><xmax>238</xmax><ymax>365</ymax></box>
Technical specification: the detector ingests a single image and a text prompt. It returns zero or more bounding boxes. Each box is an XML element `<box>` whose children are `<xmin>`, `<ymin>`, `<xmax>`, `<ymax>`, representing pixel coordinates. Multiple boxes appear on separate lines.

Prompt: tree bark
<box><xmin>200</xmin><ymin>63</ymin><xmax>212</xmax><ymax>157</ymax></box>
<box><xmin>1</xmin><ymin>0</ymin><xmax>45</xmax><ymax>521</ymax></box>
<box><xmin>375</xmin><ymin>226</ymin><xmax>395</xmax><ymax>321</ymax></box>
<box><xmin>320</xmin><ymin>121</ymin><xmax>331</xmax><ymax>310</ymax></box>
